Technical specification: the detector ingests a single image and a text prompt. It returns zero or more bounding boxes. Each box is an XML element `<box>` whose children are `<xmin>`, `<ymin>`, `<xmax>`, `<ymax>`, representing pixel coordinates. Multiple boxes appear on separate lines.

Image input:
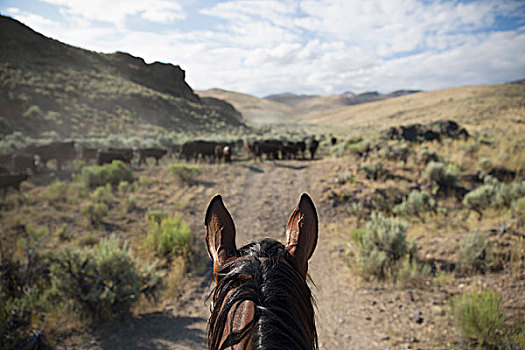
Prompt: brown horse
<box><xmin>205</xmin><ymin>193</ymin><xmax>318</xmax><ymax>350</ymax></box>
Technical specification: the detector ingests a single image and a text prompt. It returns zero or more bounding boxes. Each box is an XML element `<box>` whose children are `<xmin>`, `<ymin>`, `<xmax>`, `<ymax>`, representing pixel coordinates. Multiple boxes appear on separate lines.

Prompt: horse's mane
<box><xmin>208</xmin><ymin>238</ymin><xmax>317</xmax><ymax>350</ymax></box>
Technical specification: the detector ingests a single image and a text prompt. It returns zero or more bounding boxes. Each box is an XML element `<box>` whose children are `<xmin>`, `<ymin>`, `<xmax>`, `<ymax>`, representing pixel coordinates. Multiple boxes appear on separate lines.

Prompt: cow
<box><xmin>309</xmin><ymin>138</ymin><xmax>320</xmax><ymax>160</ymax></box>
<box><xmin>107</xmin><ymin>147</ymin><xmax>134</xmax><ymax>164</ymax></box>
<box><xmin>0</xmin><ymin>174</ymin><xmax>30</xmax><ymax>199</ymax></box>
<box><xmin>81</xmin><ymin>147</ymin><xmax>99</xmax><ymax>163</ymax></box>
<box><xmin>255</xmin><ymin>140</ymin><xmax>282</xmax><ymax>160</ymax></box>
<box><xmin>331</xmin><ymin>137</ymin><xmax>337</xmax><ymax>146</ymax></box>
<box><xmin>22</xmin><ymin>141</ymin><xmax>76</xmax><ymax>170</ymax></box>
<box><xmin>181</xmin><ymin>141</ymin><xmax>217</xmax><ymax>162</ymax></box>
<box><xmin>214</xmin><ymin>145</ymin><xmax>233</xmax><ymax>164</ymax></box>
<box><xmin>11</xmin><ymin>153</ymin><xmax>38</xmax><ymax>174</ymax></box>
<box><xmin>137</xmin><ymin>148</ymin><xmax>167</xmax><ymax>166</ymax></box>
<box><xmin>97</xmin><ymin>151</ymin><xmax>127</xmax><ymax>165</ymax></box>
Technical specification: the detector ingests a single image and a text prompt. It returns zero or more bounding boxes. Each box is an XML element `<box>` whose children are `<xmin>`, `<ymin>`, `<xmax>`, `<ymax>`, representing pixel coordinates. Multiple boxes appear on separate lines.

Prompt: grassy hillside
<box><xmin>301</xmin><ymin>84</ymin><xmax>525</xmax><ymax>132</ymax></box>
<box><xmin>0</xmin><ymin>16</ymin><xmax>246</xmax><ymax>139</ymax></box>
<box><xmin>197</xmin><ymin>88</ymin><xmax>299</xmax><ymax>125</ymax></box>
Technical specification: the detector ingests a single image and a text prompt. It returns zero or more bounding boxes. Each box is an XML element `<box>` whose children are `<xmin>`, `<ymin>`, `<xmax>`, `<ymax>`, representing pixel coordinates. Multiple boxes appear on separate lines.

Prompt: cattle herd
<box><xmin>0</xmin><ymin>137</ymin><xmax>323</xmax><ymax>198</ymax></box>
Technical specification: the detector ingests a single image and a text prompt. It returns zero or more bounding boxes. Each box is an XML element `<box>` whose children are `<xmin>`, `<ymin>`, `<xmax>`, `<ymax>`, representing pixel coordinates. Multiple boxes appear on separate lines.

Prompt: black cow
<box><xmin>0</xmin><ymin>174</ymin><xmax>29</xmax><ymax>199</ymax></box>
<box><xmin>309</xmin><ymin>138</ymin><xmax>320</xmax><ymax>160</ymax></box>
<box><xmin>81</xmin><ymin>147</ymin><xmax>99</xmax><ymax>163</ymax></box>
<box><xmin>107</xmin><ymin>147</ymin><xmax>134</xmax><ymax>164</ymax></box>
<box><xmin>11</xmin><ymin>153</ymin><xmax>38</xmax><ymax>174</ymax></box>
<box><xmin>181</xmin><ymin>141</ymin><xmax>217</xmax><ymax>162</ymax></box>
<box><xmin>137</xmin><ymin>148</ymin><xmax>167</xmax><ymax>166</ymax></box>
<box><xmin>97</xmin><ymin>151</ymin><xmax>127</xmax><ymax>165</ymax></box>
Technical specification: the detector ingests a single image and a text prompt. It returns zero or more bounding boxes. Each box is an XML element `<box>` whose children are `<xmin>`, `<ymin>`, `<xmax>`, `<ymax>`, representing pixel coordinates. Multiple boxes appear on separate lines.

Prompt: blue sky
<box><xmin>1</xmin><ymin>0</ymin><xmax>525</xmax><ymax>97</ymax></box>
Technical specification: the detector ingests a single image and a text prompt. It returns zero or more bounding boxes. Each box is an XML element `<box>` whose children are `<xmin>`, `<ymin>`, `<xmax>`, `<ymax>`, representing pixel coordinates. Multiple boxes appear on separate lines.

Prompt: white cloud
<box><xmin>39</xmin><ymin>0</ymin><xmax>185</xmax><ymax>28</ymax></box>
<box><xmin>2</xmin><ymin>0</ymin><xmax>525</xmax><ymax>96</ymax></box>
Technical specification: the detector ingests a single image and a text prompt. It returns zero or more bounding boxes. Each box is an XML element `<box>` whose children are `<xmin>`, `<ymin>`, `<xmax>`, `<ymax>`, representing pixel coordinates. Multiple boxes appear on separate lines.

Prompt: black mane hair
<box><xmin>207</xmin><ymin>238</ymin><xmax>317</xmax><ymax>350</ymax></box>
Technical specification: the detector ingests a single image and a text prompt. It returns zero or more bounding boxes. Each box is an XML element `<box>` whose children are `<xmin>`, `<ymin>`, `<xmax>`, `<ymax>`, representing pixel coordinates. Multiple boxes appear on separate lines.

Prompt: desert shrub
<box><xmin>463</xmin><ymin>181</ymin><xmax>525</xmax><ymax>219</ymax></box>
<box><xmin>90</xmin><ymin>184</ymin><xmax>114</xmax><ymax>206</ymax></box>
<box><xmin>122</xmin><ymin>195</ymin><xmax>138</xmax><ymax>213</ymax></box>
<box><xmin>357</xmin><ymin>213</ymin><xmax>409</xmax><ymax>279</ymax></box>
<box><xmin>349</xmin><ymin>228</ymin><xmax>366</xmax><ymax>246</ymax></box>
<box><xmin>48</xmin><ymin>235</ymin><xmax>161</xmax><ymax>321</ymax></box>
<box><xmin>395</xmin><ymin>255</ymin><xmax>431</xmax><ymax>289</ymax></box>
<box><xmin>451</xmin><ymin>289</ymin><xmax>505</xmax><ymax>348</ymax></box>
<box><xmin>146</xmin><ymin>210</ymin><xmax>169</xmax><ymax>225</ymax></box>
<box><xmin>423</xmin><ymin>161</ymin><xmax>458</xmax><ymax>191</ymax></box>
<box><xmin>379</xmin><ymin>141</ymin><xmax>410</xmax><ymax>163</ymax></box>
<box><xmin>81</xmin><ymin>202</ymin><xmax>108</xmax><ymax>225</ymax></box>
<box><xmin>360</xmin><ymin>161</ymin><xmax>390</xmax><ymax>181</ymax></box>
<box><xmin>394</xmin><ymin>190</ymin><xmax>436</xmax><ymax>220</ymax></box>
<box><xmin>146</xmin><ymin>214</ymin><xmax>192</xmax><ymax>258</ymax></box>
<box><xmin>169</xmin><ymin>163</ymin><xmax>202</xmax><ymax>183</ymax></box>
<box><xmin>42</xmin><ymin>180</ymin><xmax>68</xmax><ymax>203</ymax></box>
<box><xmin>118</xmin><ymin>181</ymin><xmax>132</xmax><ymax>195</ymax></box>
<box><xmin>463</xmin><ymin>185</ymin><xmax>496</xmax><ymax>219</ymax></box>
<box><xmin>418</xmin><ymin>148</ymin><xmax>440</xmax><ymax>165</ymax></box>
<box><xmin>80</xmin><ymin>161</ymin><xmax>132</xmax><ymax>188</ymax></box>
<box><xmin>459</xmin><ymin>230</ymin><xmax>493</xmax><ymax>274</ymax></box>
<box><xmin>511</xmin><ymin>197</ymin><xmax>525</xmax><ymax>226</ymax></box>
<box><xmin>477</xmin><ymin>157</ymin><xmax>493</xmax><ymax>174</ymax></box>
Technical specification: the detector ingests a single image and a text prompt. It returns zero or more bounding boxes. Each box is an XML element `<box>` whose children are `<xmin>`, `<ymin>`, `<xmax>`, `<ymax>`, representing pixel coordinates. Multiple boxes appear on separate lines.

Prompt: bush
<box><xmin>90</xmin><ymin>184</ymin><xmax>114</xmax><ymax>206</ymax></box>
<box><xmin>81</xmin><ymin>202</ymin><xmax>108</xmax><ymax>225</ymax></box>
<box><xmin>146</xmin><ymin>215</ymin><xmax>192</xmax><ymax>258</ymax></box>
<box><xmin>395</xmin><ymin>255</ymin><xmax>431</xmax><ymax>289</ymax></box>
<box><xmin>451</xmin><ymin>289</ymin><xmax>504</xmax><ymax>348</ymax></box>
<box><xmin>360</xmin><ymin>161</ymin><xmax>390</xmax><ymax>181</ymax></box>
<box><xmin>145</xmin><ymin>210</ymin><xmax>169</xmax><ymax>225</ymax></box>
<box><xmin>48</xmin><ymin>235</ymin><xmax>161</xmax><ymax>321</ymax></box>
<box><xmin>349</xmin><ymin>228</ymin><xmax>366</xmax><ymax>246</ymax></box>
<box><xmin>80</xmin><ymin>161</ymin><xmax>133</xmax><ymax>188</ymax></box>
<box><xmin>459</xmin><ymin>230</ymin><xmax>493</xmax><ymax>273</ymax></box>
<box><xmin>418</xmin><ymin>148</ymin><xmax>440</xmax><ymax>165</ymax></box>
<box><xmin>169</xmin><ymin>163</ymin><xmax>202</xmax><ymax>183</ymax></box>
<box><xmin>463</xmin><ymin>181</ymin><xmax>525</xmax><ymax>218</ymax></box>
<box><xmin>423</xmin><ymin>161</ymin><xmax>457</xmax><ymax>192</ymax></box>
<box><xmin>43</xmin><ymin>180</ymin><xmax>68</xmax><ymax>203</ymax></box>
<box><xmin>357</xmin><ymin>213</ymin><xmax>409</xmax><ymax>279</ymax></box>
<box><xmin>394</xmin><ymin>190</ymin><xmax>436</xmax><ymax>220</ymax></box>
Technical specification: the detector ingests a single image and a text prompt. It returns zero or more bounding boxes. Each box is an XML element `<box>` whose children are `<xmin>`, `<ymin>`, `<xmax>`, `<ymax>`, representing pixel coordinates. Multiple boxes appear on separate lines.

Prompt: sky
<box><xmin>1</xmin><ymin>0</ymin><xmax>525</xmax><ymax>97</ymax></box>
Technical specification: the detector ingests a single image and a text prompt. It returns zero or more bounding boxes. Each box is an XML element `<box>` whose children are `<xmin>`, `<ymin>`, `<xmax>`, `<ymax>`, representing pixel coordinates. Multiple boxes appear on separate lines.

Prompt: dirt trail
<box><xmin>68</xmin><ymin>159</ymin><xmax>385</xmax><ymax>349</ymax></box>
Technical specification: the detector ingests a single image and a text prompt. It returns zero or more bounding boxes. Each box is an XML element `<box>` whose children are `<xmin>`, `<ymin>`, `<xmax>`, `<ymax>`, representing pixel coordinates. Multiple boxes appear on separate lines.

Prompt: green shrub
<box><xmin>43</xmin><ymin>180</ymin><xmax>68</xmax><ymax>203</ymax></box>
<box><xmin>418</xmin><ymin>148</ymin><xmax>440</xmax><ymax>165</ymax></box>
<box><xmin>459</xmin><ymin>230</ymin><xmax>493</xmax><ymax>273</ymax></box>
<box><xmin>379</xmin><ymin>141</ymin><xmax>410</xmax><ymax>163</ymax></box>
<box><xmin>395</xmin><ymin>255</ymin><xmax>431</xmax><ymax>289</ymax></box>
<box><xmin>394</xmin><ymin>190</ymin><xmax>436</xmax><ymax>220</ymax></box>
<box><xmin>81</xmin><ymin>202</ymin><xmax>108</xmax><ymax>225</ymax></box>
<box><xmin>169</xmin><ymin>163</ymin><xmax>202</xmax><ymax>183</ymax></box>
<box><xmin>146</xmin><ymin>215</ymin><xmax>192</xmax><ymax>258</ymax></box>
<box><xmin>357</xmin><ymin>213</ymin><xmax>409</xmax><ymax>279</ymax></box>
<box><xmin>48</xmin><ymin>235</ymin><xmax>161</xmax><ymax>321</ymax></box>
<box><xmin>80</xmin><ymin>161</ymin><xmax>133</xmax><ymax>188</ymax></box>
<box><xmin>451</xmin><ymin>289</ymin><xmax>504</xmax><ymax>348</ymax></box>
<box><xmin>360</xmin><ymin>161</ymin><xmax>390</xmax><ymax>181</ymax></box>
<box><xmin>90</xmin><ymin>184</ymin><xmax>114</xmax><ymax>205</ymax></box>
<box><xmin>349</xmin><ymin>228</ymin><xmax>366</xmax><ymax>246</ymax></box>
<box><xmin>146</xmin><ymin>210</ymin><xmax>169</xmax><ymax>225</ymax></box>
<box><xmin>423</xmin><ymin>161</ymin><xmax>457</xmax><ymax>191</ymax></box>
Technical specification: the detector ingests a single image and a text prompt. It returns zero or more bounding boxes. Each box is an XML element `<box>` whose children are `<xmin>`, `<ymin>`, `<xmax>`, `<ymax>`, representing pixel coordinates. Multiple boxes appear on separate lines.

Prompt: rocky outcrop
<box><xmin>382</xmin><ymin>120</ymin><xmax>469</xmax><ymax>142</ymax></box>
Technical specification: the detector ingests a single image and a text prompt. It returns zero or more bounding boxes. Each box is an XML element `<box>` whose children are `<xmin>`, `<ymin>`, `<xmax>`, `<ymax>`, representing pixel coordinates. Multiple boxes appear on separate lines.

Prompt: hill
<box><xmin>300</xmin><ymin>84</ymin><xmax>525</xmax><ymax>132</ymax></box>
<box><xmin>0</xmin><ymin>15</ymin><xmax>246</xmax><ymax>138</ymax></box>
<box><xmin>196</xmin><ymin>88</ymin><xmax>299</xmax><ymax>125</ymax></box>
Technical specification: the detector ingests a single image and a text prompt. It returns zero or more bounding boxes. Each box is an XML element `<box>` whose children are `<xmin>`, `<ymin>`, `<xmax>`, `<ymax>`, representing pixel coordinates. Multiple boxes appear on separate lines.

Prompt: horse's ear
<box><xmin>285</xmin><ymin>193</ymin><xmax>318</xmax><ymax>278</ymax></box>
<box><xmin>205</xmin><ymin>195</ymin><xmax>237</xmax><ymax>274</ymax></box>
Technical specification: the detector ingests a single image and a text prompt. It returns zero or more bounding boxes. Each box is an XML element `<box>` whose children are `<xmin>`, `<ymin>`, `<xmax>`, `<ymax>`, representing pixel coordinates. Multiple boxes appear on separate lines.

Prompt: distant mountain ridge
<box><xmin>264</xmin><ymin>89</ymin><xmax>421</xmax><ymax>108</ymax></box>
<box><xmin>0</xmin><ymin>15</ymin><xmax>245</xmax><ymax>138</ymax></box>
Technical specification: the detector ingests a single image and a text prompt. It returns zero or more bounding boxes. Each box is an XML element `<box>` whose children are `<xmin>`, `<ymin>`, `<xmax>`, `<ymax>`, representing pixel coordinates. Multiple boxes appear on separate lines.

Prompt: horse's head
<box><xmin>205</xmin><ymin>193</ymin><xmax>318</xmax><ymax>350</ymax></box>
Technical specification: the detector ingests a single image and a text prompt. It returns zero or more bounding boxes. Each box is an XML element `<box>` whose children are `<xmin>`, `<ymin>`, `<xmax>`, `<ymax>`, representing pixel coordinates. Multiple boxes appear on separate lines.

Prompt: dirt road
<box><xmin>63</xmin><ymin>159</ymin><xmax>423</xmax><ymax>349</ymax></box>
